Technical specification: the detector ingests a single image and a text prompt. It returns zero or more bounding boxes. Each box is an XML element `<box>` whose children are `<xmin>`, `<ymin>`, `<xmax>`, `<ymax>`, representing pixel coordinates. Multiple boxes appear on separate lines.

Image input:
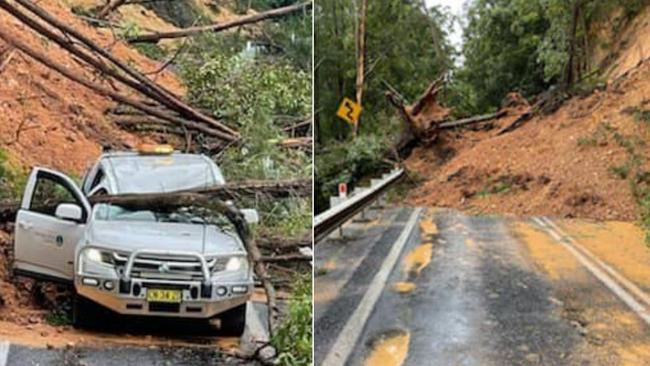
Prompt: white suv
<box><xmin>13</xmin><ymin>148</ymin><xmax>256</xmax><ymax>335</ymax></box>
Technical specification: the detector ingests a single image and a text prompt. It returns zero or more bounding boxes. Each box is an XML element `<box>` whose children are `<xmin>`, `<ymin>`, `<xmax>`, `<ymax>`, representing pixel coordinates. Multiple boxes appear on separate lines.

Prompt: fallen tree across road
<box><xmin>0</xmin><ymin>179</ymin><xmax>310</xmax><ymax>223</ymax></box>
<box><xmin>439</xmin><ymin>110</ymin><xmax>507</xmax><ymax>129</ymax></box>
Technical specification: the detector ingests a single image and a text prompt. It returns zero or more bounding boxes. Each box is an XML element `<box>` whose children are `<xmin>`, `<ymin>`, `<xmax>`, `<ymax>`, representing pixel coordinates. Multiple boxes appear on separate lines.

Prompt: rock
<box><xmin>25</xmin><ymin>325</ymin><xmax>34</xmax><ymax>330</ymax></box>
<box><xmin>518</xmin><ymin>344</ymin><xmax>529</xmax><ymax>352</ymax></box>
<box><xmin>46</xmin><ymin>343</ymin><xmax>54</xmax><ymax>350</ymax></box>
<box><xmin>65</xmin><ymin>342</ymin><xmax>75</xmax><ymax>349</ymax></box>
<box><xmin>525</xmin><ymin>353</ymin><xmax>540</xmax><ymax>363</ymax></box>
<box><xmin>40</xmin><ymin>331</ymin><xmax>48</xmax><ymax>337</ymax></box>
<box><xmin>28</xmin><ymin>316</ymin><xmax>40</xmax><ymax>324</ymax></box>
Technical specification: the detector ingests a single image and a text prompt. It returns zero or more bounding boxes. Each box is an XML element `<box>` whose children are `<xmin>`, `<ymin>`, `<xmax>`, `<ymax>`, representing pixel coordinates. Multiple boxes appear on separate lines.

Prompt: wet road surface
<box><xmin>314</xmin><ymin>207</ymin><xmax>650</xmax><ymax>365</ymax></box>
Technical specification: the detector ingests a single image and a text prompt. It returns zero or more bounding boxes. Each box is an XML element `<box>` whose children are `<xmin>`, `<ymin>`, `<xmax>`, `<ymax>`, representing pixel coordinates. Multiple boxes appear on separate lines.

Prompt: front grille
<box><xmin>149</xmin><ymin>302</ymin><xmax>180</xmax><ymax>313</ymax></box>
<box><xmin>114</xmin><ymin>253</ymin><xmax>228</xmax><ymax>281</ymax></box>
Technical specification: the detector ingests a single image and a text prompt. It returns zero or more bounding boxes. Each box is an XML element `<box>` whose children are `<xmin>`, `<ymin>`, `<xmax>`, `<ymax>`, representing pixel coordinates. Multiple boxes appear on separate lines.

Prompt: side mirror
<box><xmin>55</xmin><ymin>203</ymin><xmax>83</xmax><ymax>222</ymax></box>
<box><xmin>240</xmin><ymin>209</ymin><xmax>259</xmax><ymax>225</ymax></box>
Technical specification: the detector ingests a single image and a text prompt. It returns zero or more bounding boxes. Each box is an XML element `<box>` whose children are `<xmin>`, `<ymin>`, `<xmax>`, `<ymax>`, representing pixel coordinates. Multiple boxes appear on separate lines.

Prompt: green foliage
<box><xmin>315</xmin><ymin>130</ymin><xmax>396</xmax><ymax>211</ymax></box>
<box><xmin>633</xmin><ymin>108</ymin><xmax>650</xmax><ymax>123</ymax></box>
<box><xmin>178</xmin><ymin>31</ymin><xmax>311</xmax><ymax>238</ymax></box>
<box><xmin>180</xmin><ymin>43</ymin><xmax>311</xmax><ymax>185</ymax></box>
<box><xmin>272</xmin><ymin>275</ymin><xmax>312</xmax><ymax>366</ymax></box>
<box><xmin>45</xmin><ymin>310</ymin><xmax>72</xmax><ymax>326</ymax></box>
<box><xmin>0</xmin><ymin>150</ymin><xmax>27</xmax><ymax>200</ymax></box>
<box><xmin>451</xmin><ymin>0</ymin><xmax>650</xmax><ymax>115</ymax></box>
<box><xmin>315</xmin><ymin>0</ymin><xmax>453</xmax><ymax>211</ymax></box>
<box><xmin>133</xmin><ymin>43</ymin><xmax>167</xmax><ymax>61</ymax></box>
<box><xmin>117</xmin><ymin>21</ymin><xmax>142</xmax><ymax>40</ymax></box>
<box><xmin>315</xmin><ymin>0</ymin><xmax>453</xmax><ymax>143</ymax></box>
<box><xmin>478</xmin><ymin>179</ymin><xmax>512</xmax><ymax>197</ymax></box>
<box><xmin>182</xmin><ymin>53</ymin><xmax>310</xmax><ymax>126</ymax></box>
<box><xmin>610</xmin><ymin>163</ymin><xmax>631</xmax><ymax>179</ymax></box>
<box><xmin>450</xmin><ymin>0</ymin><xmax>550</xmax><ymax>115</ymax></box>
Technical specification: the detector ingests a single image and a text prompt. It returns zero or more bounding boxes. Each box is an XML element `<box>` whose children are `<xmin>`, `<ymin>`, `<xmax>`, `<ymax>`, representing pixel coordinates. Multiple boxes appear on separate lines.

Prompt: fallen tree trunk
<box><xmin>259</xmin><ymin>254</ymin><xmax>312</xmax><ymax>263</ymax></box>
<box><xmin>257</xmin><ymin>235</ymin><xmax>311</xmax><ymax>250</ymax></box>
<box><xmin>0</xmin><ymin>179</ymin><xmax>309</xmax><ymax>223</ymax></box>
<box><xmin>439</xmin><ymin>110</ymin><xmax>507</xmax><ymax>129</ymax></box>
<box><xmin>127</xmin><ymin>1</ymin><xmax>312</xmax><ymax>43</ymax></box>
<box><xmin>111</xmin><ymin>114</ymin><xmax>229</xmax><ymax>138</ymax></box>
<box><xmin>0</xmin><ymin>26</ymin><xmax>238</xmax><ymax>142</ymax></box>
<box><xmin>97</xmin><ymin>0</ymin><xmax>127</xmax><ymax>18</ymax></box>
<box><xmin>278</xmin><ymin>137</ymin><xmax>312</xmax><ymax>150</ymax></box>
<box><xmin>9</xmin><ymin>0</ymin><xmax>239</xmax><ymax>139</ymax></box>
<box><xmin>89</xmin><ymin>179</ymin><xmax>311</xmax><ymax>205</ymax></box>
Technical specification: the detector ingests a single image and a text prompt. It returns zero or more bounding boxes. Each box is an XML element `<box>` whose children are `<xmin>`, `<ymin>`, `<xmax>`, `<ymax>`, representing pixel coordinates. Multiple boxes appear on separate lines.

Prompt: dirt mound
<box><xmin>406</xmin><ymin>58</ymin><xmax>650</xmax><ymax>221</ymax></box>
<box><xmin>0</xmin><ymin>0</ymin><xmax>184</xmax><ymax>175</ymax></box>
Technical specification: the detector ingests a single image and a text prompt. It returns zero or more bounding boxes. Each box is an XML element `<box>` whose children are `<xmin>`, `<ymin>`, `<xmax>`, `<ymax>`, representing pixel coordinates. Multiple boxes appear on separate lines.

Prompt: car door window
<box><xmin>30</xmin><ymin>174</ymin><xmax>86</xmax><ymax>220</ymax></box>
<box><xmin>89</xmin><ymin>168</ymin><xmax>104</xmax><ymax>191</ymax></box>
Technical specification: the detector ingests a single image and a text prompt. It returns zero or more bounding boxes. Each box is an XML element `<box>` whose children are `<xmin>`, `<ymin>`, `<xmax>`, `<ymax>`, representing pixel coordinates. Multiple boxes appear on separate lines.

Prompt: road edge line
<box><xmin>0</xmin><ymin>341</ymin><xmax>9</xmax><ymax>366</ymax></box>
<box><xmin>321</xmin><ymin>207</ymin><xmax>423</xmax><ymax>366</ymax></box>
<box><xmin>540</xmin><ymin>217</ymin><xmax>650</xmax><ymax>309</ymax></box>
<box><xmin>532</xmin><ymin>217</ymin><xmax>650</xmax><ymax>327</ymax></box>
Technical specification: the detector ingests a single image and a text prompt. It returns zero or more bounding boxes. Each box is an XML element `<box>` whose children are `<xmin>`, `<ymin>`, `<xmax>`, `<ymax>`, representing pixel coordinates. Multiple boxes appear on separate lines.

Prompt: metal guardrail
<box><xmin>314</xmin><ymin>169</ymin><xmax>406</xmax><ymax>243</ymax></box>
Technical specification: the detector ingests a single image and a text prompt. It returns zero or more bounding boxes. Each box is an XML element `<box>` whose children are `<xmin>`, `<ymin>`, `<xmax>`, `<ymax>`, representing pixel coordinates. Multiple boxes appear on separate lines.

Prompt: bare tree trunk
<box><xmin>564</xmin><ymin>1</ymin><xmax>581</xmax><ymax>88</ymax></box>
<box><xmin>127</xmin><ymin>1</ymin><xmax>312</xmax><ymax>43</ymax></box>
<box><xmin>0</xmin><ymin>27</ymin><xmax>237</xmax><ymax>142</ymax></box>
<box><xmin>97</xmin><ymin>0</ymin><xmax>127</xmax><ymax>19</ymax></box>
<box><xmin>353</xmin><ymin>0</ymin><xmax>367</xmax><ymax>137</ymax></box>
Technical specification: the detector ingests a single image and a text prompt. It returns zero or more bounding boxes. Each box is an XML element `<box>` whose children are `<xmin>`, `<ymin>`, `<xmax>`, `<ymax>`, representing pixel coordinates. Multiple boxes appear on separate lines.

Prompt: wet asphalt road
<box><xmin>314</xmin><ymin>207</ymin><xmax>650</xmax><ymax>365</ymax></box>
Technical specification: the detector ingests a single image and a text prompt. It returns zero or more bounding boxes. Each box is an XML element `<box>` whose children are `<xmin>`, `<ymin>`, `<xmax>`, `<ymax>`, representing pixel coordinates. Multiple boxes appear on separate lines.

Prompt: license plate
<box><xmin>147</xmin><ymin>289</ymin><xmax>181</xmax><ymax>303</ymax></box>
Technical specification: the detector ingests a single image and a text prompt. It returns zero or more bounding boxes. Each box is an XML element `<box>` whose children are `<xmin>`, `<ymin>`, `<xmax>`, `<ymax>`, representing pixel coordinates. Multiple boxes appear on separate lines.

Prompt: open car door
<box><xmin>14</xmin><ymin>168</ymin><xmax>91</xmax><ymax>283</ymax></box>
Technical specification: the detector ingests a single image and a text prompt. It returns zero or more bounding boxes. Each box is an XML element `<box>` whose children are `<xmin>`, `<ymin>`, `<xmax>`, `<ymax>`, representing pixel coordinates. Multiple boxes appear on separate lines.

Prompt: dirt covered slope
<box><xmin>406</xmin><ymin>59</ymin><xmax>650</xmax><ymax>222</ymax></box>
<box><xmin>0</xmin><ymin>0</ymin><xmax>184</xmax><ymax>175</ymax></box>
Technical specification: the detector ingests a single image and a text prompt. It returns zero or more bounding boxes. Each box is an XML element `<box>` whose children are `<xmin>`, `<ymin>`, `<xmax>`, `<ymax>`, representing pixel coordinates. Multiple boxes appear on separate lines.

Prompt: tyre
<box><xmin>218</xmin><ymin>303</ymin><xmax>247</xmax><ymax>336</ymax></box>
<box><xmin>72</xmin><ymin>294</ymin><xmax>108</xmax><ymax>329</ymax></box>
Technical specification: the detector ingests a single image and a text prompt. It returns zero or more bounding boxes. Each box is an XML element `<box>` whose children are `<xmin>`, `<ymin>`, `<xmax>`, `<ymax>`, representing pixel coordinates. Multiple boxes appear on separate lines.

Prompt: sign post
<box><xmin>338</xmin><ymin>182</ymin><xmax>347</xmax><ymax>199</ymax></box>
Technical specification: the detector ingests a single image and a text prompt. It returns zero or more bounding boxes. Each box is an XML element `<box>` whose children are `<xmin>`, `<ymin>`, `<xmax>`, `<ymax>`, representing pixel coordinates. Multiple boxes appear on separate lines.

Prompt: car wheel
<box><xmin>218</xmin><ymin>303</ymin><xmax>247</xmax><ymax>336</ymax></box>
<box><xmin>72</xmin><ymin>294</ymin><xmax>106</xmax><ymax>329</ymax></box>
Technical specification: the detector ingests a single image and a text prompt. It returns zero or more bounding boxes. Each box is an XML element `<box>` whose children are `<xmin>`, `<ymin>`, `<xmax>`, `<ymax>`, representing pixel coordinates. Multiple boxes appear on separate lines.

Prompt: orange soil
<box><xmin>0</xmin><ymin>0</ymin><xmax>184</xmax><ymax>175</ymax></box>
<box><xmin>406</xmin><ymin>6</ymin><xmax>650</xmax><ymax>222</ymax></box>
<box><xmin>406</xmin><ymin>61</ymin><xmax>650</xmax><ymax>221</ymax></box>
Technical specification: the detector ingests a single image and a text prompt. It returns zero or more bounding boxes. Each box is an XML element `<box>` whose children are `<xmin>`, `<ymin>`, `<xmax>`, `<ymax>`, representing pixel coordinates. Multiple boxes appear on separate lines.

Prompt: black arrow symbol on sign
<box><xmin>344</xmin><ymin>100</ymin><xmax>355</xmax><ymax>121</ymax></box>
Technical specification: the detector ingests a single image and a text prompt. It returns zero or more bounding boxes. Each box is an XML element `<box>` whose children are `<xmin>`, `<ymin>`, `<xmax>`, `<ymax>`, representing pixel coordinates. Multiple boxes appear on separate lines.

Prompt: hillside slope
<box><xmin>0</xmin><ymin>0</ymin><xmax>183</xmax><ymax>175</ymax></box>
<box><xmin>405</xmin><ymin>5</ymin><xmax>650</xmax><ymax>221</ymax></box>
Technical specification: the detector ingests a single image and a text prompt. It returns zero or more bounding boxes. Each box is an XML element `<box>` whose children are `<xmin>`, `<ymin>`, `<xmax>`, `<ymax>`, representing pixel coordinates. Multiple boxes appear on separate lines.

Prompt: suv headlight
<box><xmin>217</xmin><ymin>256</ymin><xmax>248</xmax><ymax>273</ymax></box>
<box><xmin>83</xmin><ymin>248</ymin><xmax>115</xmax><ymax>266</ymax></box>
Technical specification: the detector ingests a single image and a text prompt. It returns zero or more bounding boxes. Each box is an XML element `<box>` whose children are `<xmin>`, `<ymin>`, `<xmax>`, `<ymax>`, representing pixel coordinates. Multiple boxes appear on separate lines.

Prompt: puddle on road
<box><xmin>419</xmin><ymin>220</ymin><xmax>438</xmax><ymax>240</ymax></box>
<box><xmin>403</xmin><ymin>243</ymin><xmax>433</xmax><ymax>276</ymax></box>
<box><xmin>365</xmin><ymin>330</ymin><xmax>410</xmax><ymax>366</ymax></box>
<box><xmin>322</xmin><ymin>260</ymin><xmax>337</xmax><ymax>271</ymax></box>
<box><xmin>392</xmin><ymin>282</ymin><xmax>416</xmax><ymax>294</ymax></box>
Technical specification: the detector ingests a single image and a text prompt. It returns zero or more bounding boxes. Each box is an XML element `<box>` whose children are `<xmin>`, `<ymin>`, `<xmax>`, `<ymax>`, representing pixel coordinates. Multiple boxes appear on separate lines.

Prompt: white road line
<box><xmin>322</xmin><ymin>208</ymin><xmax>423</xmax><ymax>366</ymax></box>
<box><xmin>532</xmin><ymin>217</ymin><xmax>650</xmax><ymax>327</ymax></box>
<box><xmin>540</xmin><ymin>217</ymin><xmax>650</xmax><ymax>309</ymax></box>
<box><xmin>0</xmin><ymin>341</ymin><xmax>10</xmax><ymax>366</ymax></box>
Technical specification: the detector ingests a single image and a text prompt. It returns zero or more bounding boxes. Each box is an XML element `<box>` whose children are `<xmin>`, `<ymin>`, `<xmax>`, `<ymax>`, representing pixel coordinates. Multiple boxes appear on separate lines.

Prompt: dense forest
<box><xmin>315</xmin><ymin>0</ymin><xmax>650</xmax><ymax>213</ymax></box>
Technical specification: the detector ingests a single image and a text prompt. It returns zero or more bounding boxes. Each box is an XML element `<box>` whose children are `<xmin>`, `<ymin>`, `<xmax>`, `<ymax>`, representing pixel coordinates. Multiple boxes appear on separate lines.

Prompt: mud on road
<box><xmin>315</xmin><ymin>207</ymin><xmax>650</xmax><ymax>365</ymax></box>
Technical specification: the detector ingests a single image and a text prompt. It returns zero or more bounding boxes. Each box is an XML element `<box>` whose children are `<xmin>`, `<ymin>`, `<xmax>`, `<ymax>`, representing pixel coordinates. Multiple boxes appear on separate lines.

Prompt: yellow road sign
<box><xmin>336</xmin><ymin>97</ymin><xmax>362</xmax><ymax>125</ymax></box>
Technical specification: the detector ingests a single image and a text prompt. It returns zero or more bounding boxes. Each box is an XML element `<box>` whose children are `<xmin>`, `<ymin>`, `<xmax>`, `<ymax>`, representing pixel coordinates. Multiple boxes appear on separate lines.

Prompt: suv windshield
<box><xmin>93</xmin><ymin>204</ymin><xmax>236</xmax><ymax>232</ymax></box>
